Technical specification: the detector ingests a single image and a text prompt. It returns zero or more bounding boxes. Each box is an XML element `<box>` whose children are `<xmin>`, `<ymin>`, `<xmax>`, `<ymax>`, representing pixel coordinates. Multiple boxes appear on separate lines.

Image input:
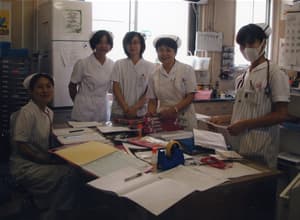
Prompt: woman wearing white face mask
<box><xmin>210</xmin><ymin>23</ymin><xmax>290</xmax><ymax>168</ymax></box>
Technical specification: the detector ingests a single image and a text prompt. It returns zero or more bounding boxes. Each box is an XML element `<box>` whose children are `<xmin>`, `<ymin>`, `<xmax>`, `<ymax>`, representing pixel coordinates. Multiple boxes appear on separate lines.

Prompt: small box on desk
<box><xmin>194</xmin><ymin>90</ymin><xmax>212</xmax><ymax>100</ymax></box>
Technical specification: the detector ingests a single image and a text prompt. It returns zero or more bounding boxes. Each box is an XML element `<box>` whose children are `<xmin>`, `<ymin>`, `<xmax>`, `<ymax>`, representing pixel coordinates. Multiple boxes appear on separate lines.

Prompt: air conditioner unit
<box><xmin>184</xmin><ymin>0</ymin><xmax>208</xmax><ymax>4</ymax></box>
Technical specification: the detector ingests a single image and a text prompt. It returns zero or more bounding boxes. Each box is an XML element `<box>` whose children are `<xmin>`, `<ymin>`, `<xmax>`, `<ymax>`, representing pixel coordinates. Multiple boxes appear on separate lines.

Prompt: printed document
<box><xmin>193</xmin><ymin>128</ymin><xmax>228</xmax><ymax>150</ymax></box>
<box><xmin>88</xmin><ymin>165</ymin><xmax>227</xmax><ymax>215</ymax></box>
<box><xmin>194</xmin><ymin>162</ymin><xmax>261</xmax><ymax>179</ymax></box>
<box><xmin>83</xmin><ymin>151</ymin><xmax>151</xmax><ymax>177</ymax></box>
<box><xmin>53</xmin><ymin>127</ymin><xmax>107</xmax><ymax>145</ymax></box>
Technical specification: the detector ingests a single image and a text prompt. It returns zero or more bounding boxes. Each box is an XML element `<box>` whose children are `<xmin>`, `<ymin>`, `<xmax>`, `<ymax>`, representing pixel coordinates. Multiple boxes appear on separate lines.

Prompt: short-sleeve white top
<box><xmin>13</xmin><ymin>100</ymin><xmax>53</xmax><ymax>154</ymax></box>
<box><xmin>111</xmin><ymin>58</ymin><xmax>156</xmax><ymax>117</ymax></box>
<box><xmin>70</xmin><ymin>54</ymin><xmax>114</xmax><ymax>122</ymax></box>
<box><xmin>231</xmin><ymin>61</ymin><xmax>290</xmax><ymax>168</ymax></box>
<box><xmin>147</xmin><ymin>61</ymin><xmax>198</xmax><ymax>130</ymax></box>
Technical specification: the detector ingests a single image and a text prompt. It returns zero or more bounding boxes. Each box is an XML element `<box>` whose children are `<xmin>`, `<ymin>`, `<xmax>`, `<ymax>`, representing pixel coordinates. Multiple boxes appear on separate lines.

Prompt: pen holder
<box><xmin>157</xmin><ymin>142</ymin><xmax>184</xmax><ymax>171</ymax></box>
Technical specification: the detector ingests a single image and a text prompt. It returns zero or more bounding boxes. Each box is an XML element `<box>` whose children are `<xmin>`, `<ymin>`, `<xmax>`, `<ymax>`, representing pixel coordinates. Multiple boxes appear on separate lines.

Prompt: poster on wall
<box><xmin>63</xmin><ymin>9</ymin><xmax>82</xmax><ymax>34</ymax></box>
<box><xmin>0</xmin><ymin>1</ymin><xmax>11</xmax><ymax>42</ymax></box>
<box><xmin>281</xmin><ymin>12</ymin><xmax>300</xmax><ymax>71</ymax></box>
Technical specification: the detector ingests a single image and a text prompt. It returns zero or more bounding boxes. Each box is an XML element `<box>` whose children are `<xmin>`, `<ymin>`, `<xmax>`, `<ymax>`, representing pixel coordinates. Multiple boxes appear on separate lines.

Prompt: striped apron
<box><xmin>230</xmin><ymin>78</ymin><xmax>279</xmax><ymax>168</ymax></box>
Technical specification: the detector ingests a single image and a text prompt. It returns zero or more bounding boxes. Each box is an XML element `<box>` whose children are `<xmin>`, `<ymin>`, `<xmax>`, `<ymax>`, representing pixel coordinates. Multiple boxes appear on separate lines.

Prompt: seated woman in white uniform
<box><xmin>10</xmin><ymin>73</ymin><xmax>86</xmax><ymax>220</ymax></box>
<box><xmin>111</xmin><ymin>31</ymin><xmax>156</xmax><ymax>119</ymax></box>
<box><xmin>69</xmin><ymin>30</ymin><xmax>114</xmax><ymax>122</ymax></box>
<box><xmin>210</xmin><ymin>23</ymin><xmax>290</xmax><ymax>168</ymax></box>
<box><xmin>147</xmin><ymin>35</ymin><xmax>198</xmax><ymax>130</ymax></box>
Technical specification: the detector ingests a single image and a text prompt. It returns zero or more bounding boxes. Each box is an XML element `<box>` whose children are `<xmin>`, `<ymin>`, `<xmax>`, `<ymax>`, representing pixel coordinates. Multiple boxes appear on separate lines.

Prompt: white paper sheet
<box><xmin>88</xmin><ymin>167</ymin><xmax>157</xmax><ymax>195</ymax></box>
<box><xmin>83</xmin><ymin>151</ymin><xmax>151</xmax><ymax>177</ymax></box>
<box><xmin>53</xmin><ymin>127</ymin><xmax>93</xmax><ymax>136</ymax></box>
<box><xmin>56</xmin><ymin>131</ymin><xmax>107</xmax><ymax>145</ymax></box>
<box><xmin>96</xmin><ymin>125</ymin><xmax>134</xmax><ymax>133</ymax></box>
<box><xmin>88</xmin><ymin>165</ymin><xmax>228</xmax><ymax>216</ymax></box>
<box><xmin>160</xmin><ymin>165</ymin><xmax>228</xmax><ymax>191</ymax></box>
<box><xmin>193</xmin><ymin>128</ymin><xmax>228</xmax><ymax>150</ymax></box>
<box><xmin>194</xmin><ymin>162</ymin><xmax>261</xmax><ymax>179</ymax></box>
<box><xmin>124</xmin><ymin>178</ymin><xmax>193</xmax><ymax>216</ymax></box>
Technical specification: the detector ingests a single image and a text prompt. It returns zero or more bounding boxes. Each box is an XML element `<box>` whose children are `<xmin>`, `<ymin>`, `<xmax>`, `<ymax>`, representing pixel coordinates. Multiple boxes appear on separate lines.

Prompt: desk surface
<box><xmin>119</xmin><ymin>161</ymin><xmax>280</xmax><ymax>220</ymax></box>
<box><xmin>53</xmin><ymin>123</ymin><xmax>280</xmax><ymax>220</ymax></box>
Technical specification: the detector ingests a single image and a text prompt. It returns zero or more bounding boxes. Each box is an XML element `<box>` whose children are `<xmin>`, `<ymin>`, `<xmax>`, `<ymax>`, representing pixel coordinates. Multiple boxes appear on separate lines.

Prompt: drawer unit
<box><xmin>0</xmin><ymin>57</ymin><xmax>31</xmax><ymax>133</ymax></box>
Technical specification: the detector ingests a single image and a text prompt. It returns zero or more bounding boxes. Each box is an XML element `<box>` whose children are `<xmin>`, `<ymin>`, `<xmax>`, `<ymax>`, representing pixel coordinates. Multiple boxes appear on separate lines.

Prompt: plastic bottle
<box><xmin>137</xmin><ymin>123</ymin><xmax>143</xmax><ymax>138</ymax></box>
<box><xmin>215</xmin><ymin>80</ymin><xmax>220</xmax><ymax>98</ymax></box>
<box><xmin>151</xmin><ymin>147</ymin><xmax>158</xmax><ymax>173</ymax></box>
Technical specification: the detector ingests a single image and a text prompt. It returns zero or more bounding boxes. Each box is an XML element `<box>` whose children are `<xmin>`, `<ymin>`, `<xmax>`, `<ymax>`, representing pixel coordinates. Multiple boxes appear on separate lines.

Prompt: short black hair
<box><xmin>89</xmin><ymin>30</ymin><xmax>113</xmax><ymax>50</ymax></box>
<box><xmin>155</xmin><ymin>38</ymin><xmax>178</xmax><ymax>53</ymax></box>
<box><xmin>122</xmin><ymin>31</ymin><xmax>146</xmax><ymax>58</ymax></box>
<box><xmin>236</xmin><ymin>24</ymin><xmax>267</xmax><ymax>46</ymax></box>
<box><xmin>29</xmin><ymin>74</ymin><xmax>54</xmax><ymax>91</ymax></box>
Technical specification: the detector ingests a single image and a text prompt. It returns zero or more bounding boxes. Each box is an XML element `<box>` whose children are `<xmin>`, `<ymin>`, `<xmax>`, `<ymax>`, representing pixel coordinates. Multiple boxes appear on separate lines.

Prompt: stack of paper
<box><xmin>127</xmin><ymin>136</ymin><xmax>168</xmax><ymax>149</ymax></box>
<box><xmin>96</xmin><ymin>125</ymin><xmax>135</xmax><ymax>134</ymax></box>
<box><xmin>88</xmin><ymin>165</ymin><xmax>227</xmax><ymax>215</ymax></box>
<box><xmin>67</xmin><ymin>121</ymin><xmax>103</xmax><ymax>128</ymax></box>
<box><xmin>53</xmin><ymin>127</ymin><xmax>108</xmax><ymax>145</ymax></box>
<box><xmin>150</xmin><ymin>130</ymin><xmax>193</xmax><ymax>141</ymax></box>
<box><xmin>193</xmin><ymin>128</ymin><xmax>227</xmax><ymax>151</ymax></box>
<box><xmin>52</xmin><ymin>141</ymin><xmax>150</xmax><ymax>177</ymax></box>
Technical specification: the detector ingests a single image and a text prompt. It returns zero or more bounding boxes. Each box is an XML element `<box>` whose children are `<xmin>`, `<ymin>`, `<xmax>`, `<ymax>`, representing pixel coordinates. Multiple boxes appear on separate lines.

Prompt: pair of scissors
<box><xmin>200</xmin><ymin>156</ymin><xmax>227</xmax><ymax>169</ymax></box>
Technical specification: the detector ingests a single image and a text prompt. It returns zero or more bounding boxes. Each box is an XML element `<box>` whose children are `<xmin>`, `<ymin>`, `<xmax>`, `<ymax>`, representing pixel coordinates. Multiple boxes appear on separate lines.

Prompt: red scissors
<box><xmin>200</xmin><ymin>156</ymin><xmax>227</xmax><ymax>169</ymax></box>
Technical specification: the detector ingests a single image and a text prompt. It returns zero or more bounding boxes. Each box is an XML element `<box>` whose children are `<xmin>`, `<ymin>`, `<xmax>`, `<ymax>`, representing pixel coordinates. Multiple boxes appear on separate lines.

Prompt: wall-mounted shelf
<box><xmin>220</xmin><ymin>46</ymin><xmax>234</xmax><ymax>80</ymax></box>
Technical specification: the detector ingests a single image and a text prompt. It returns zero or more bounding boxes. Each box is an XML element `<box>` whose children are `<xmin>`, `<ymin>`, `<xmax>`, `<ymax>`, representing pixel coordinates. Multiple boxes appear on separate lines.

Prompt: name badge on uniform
<box><xmin>138</xmin><ymin>74</ymin><xmax>146</xmax><ymax>87</ymax></box>
<box><xmin>243</xmin><ymin>89</ymin><xmax>257</xmax><ymax>104</ymax></box>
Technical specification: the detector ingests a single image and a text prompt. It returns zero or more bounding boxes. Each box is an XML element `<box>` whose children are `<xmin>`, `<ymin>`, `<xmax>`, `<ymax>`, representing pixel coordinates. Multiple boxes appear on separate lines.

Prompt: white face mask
<box><xmin>241</xmin><ymin>41</ymin><xmax>265</xmax><ymax>63</ymax></box>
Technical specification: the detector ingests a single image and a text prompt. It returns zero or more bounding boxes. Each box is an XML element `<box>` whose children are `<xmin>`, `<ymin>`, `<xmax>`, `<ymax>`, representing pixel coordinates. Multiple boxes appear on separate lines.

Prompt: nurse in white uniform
<box><xmin>147</xmin><ymin>35</ymin><xmax>198</xmax><ymax>130</ymax></box>
<box><xmin>69</xmin><ymin>30</ymin><xmax>114</xmax><ymax>122</ymax></box>
<box><xmin>10</xmin><ymin>74</ymin><xmax>85</xmax><ymax>220</ymax></box>
<box><xmin>111</xmin><ymin>31</ymin><xmax>156</xmax><ymax>119</ymax></box>
<box><xmin>211</xmin><ymin>23</ymin><xmax>290</xmax><ymax>168</ymax></box>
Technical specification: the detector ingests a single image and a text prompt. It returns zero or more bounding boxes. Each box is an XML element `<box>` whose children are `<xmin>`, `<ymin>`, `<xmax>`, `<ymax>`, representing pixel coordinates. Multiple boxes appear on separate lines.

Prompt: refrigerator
<box><xmin>38</xmin><ymin>1</ymin><xmax>92</xmax><ymax>107</ymax></box>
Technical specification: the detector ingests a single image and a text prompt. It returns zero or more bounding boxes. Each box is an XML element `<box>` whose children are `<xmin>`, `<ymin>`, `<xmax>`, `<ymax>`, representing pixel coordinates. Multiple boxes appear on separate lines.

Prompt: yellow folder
<box><xmin>54</xmin><ymin>141</ymin><xmax>117</xmax><ymax>165</ymax></box>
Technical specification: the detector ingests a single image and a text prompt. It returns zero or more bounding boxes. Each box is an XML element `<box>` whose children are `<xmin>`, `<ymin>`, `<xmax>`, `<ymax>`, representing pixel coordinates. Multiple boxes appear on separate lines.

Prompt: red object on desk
<box><xmin>194</xmin><ymin>90</ymin><xmax>212</xmax><ymax>100</ymax></box>
<box><xmin>143</xmin><ymin>116</ymin><xmax>182</xmax><ymax>134</ymax></box>
<box><xmin>127</xmin><ymin>137</ymin><xmax>164</xmax><ymax>149</ymax></box>
<box><xmin>200</xmin><ymin>156</ymin><xmax>227</xmax><ymax>169</ymax></box>
<box><xmin>114</xmin><ymin>118</ymin><xmax>144</xmax><ymax>129</ymax></box>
